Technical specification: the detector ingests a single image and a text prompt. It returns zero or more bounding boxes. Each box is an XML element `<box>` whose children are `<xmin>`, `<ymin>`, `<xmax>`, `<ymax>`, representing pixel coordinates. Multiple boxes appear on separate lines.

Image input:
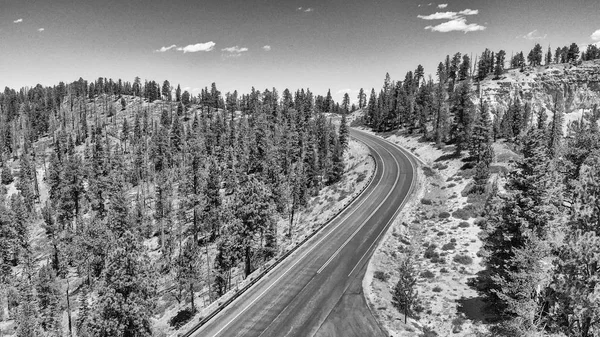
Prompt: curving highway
<box><xmin>189</xmin><ymin>128</ymin><xmax>417</xmax><ymax>337</ymax></box>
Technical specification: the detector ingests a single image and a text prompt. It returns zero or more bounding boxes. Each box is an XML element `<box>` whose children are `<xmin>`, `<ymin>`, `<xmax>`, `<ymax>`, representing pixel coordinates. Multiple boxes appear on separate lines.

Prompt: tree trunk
<box><xmin>66</xmin><ymin>279</ymin><xmax>73</xmax><ymax>336</ymax></box>
<box><xmin>190</xmin><ymin>282</ymin><xmax>195</xmax><ymax>312</ymax></box>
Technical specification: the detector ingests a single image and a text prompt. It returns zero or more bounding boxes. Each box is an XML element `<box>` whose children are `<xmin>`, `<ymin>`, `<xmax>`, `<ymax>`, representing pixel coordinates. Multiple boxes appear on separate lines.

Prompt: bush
<box><xmin>441</xmin><ymin>242</ymin><xmax>456</xmax><ymax>251</ymax></box>
<box><xmin>356</xmin><ymin>172</ymin><xmax>367</xmax><ymax>183</ymax></box>
<box><xmin>451</xmin><ymin>316</ymin><xmax>466</xmax><ymax>333</ymax></box>
<box><xmin>169</xmin><ymin>308</ymin><xmax>196</xmax><ymax>329</ymax></box>
<box><xmin>424</xmin><ymin>245</ymin><xmax>438</xmax><ymax>259</ymax></box>
<box><xmin>432</xmin><ymin>286</ymin><xmax>443</xmax><ymax>293</ymax></box>
<box><xmin>438</xmin><ymin>211</ymin><xmax>451</xmax><ymax>219</ymax></box>
<box><xmin>458</xmin><ymin>222</ymin><xmax>470</xmax><ymax>228</ymax></box>
<box><xmin>447</xmin><ymin>183</ymin><xmax>456</xmax><ymax>188</ymax></box>
<box><xmin>420</xmin><ymin>326</ymin><xmax>439</xmax><ymax>337</ymax></box>
<box><xmin>452</xmin><ymin>209</ymin><xmax>471</xmax><ymax>220</ymax></box>
<box><xmin>421</xmin><ymin>270</ymin><xmax>435</xmax><ymax>279</ymax></box>
<box><xmin>422</xmin><ymin>167</ymin><xmax>435</xmax><ymax>177</ymax></box>
<box><xmin>373</xmin><ymin>271</ymin><xmax>390</xmax><ymax>282</ymax></box>
<box><xmin>453</xmin><ymin>254</ymin><xmax>473</xmax><ymax>265</ymax></box>
<box><xmin>421</xmin><ymin>198</ymin><xmax>433</xmax><ymax>205</ymax></box>
<box><xmin>440</xmin><ymin>267</ymin><xmax>449</xmax><ymax>273</ymax></box>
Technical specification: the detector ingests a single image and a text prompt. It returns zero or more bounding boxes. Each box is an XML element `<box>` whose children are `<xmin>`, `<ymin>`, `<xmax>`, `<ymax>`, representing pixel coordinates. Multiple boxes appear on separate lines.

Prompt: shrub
<box><xmin>421</xmin><ymin>198</ymin><xmax>433</xmax><ymax>205</ymax></box>
<box><xmin>374</xmin><ymin>271</ymin><xmax>390</xmax><ymax>282</ymax></box>
<box><xmin>421</xmin><ymin>270</ymin><xmax>435</xmax><ymax>279</ymax></box>
<box><xmin>452</xmin><ymin>209</ymin><xmax>471</xmax><ymax>220</ymax></box>
<box><xmin>356</xmin><ymin>172</ymin><xmax>367</xmax><ymax>183</ymax></box>
<box><xmin>458</xmin><ymin>222</ymin><xmax>470</xmax><ymax>228</ymax></box>
<box><xmin>438</xmin><ymin>211</ymin><xmax>451</xmax><ymax>219</ymax></box>
<box><xmin>440</xmin><ymin>267</ymin><xmax>449</xmax><ymax>273</ymax></box>
<box><xmin>433</xmin><ymin>163</ymin><xmax>448</xmax><ymax>170</ymax></box>
<box><xmin>420</xmin><ymin>326</ymin><xmax>439</xmax><ymax>337</ymax></box>
<box><xmin>422</xmin><ymin>167</ymin><xmax>435</xmax><ymax>177</ymax></box>
<box><xmin>447</xmin><ymin>183</ymin><xmax>456</xmax><ymax>188</ymax></box>
<box><xmin>169</xmin><ymin>308</ymin><xmax>196</xmax><ymax>329</ymax></box>
<box><xmin>424</xmin><ymin>245</ymin><xmax>438</xmax><ymax>259</ymax></box>
<box><xmin>436</xmin><ymin>231</ymin><xmax>445</xmax><ymax>237</ymax></box>
<box><xmin>432</xmin><ymin>286</ymin><xmax>443</xmax><ymax>293</ymax></box>
<box><xmin>441</xmin><ymin>242</ymin><xmax>456</xmax><ymax>251</ymax></box>
<box><xmin>453</xmin><ymin>254</ymin><xmax>473</xmax><ymax>265</ymax></box>
<box><xmin>451</xmin><ymin>316</ymin><xmax>466</xmax><ymax>333</ymax></box>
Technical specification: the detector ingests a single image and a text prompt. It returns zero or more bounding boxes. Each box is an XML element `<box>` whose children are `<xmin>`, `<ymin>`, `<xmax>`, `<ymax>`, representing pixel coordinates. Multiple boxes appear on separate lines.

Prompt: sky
<box><xmin>1</xmin><ymin>0</ymin><xmax>600</xmax><ymax>103</ymax></box>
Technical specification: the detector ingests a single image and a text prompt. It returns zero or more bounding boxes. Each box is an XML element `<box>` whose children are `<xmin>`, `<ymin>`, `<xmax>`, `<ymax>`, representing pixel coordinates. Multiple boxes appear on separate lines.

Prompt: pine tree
<box><xmin>328</xmin><ymin>138</ymin><xmax>345</xmax><ymax>184</ymax></box>
<box><xmin>1</xmin><ymin>164</ymin><xmax>13</xmax><ymax>185</ymax></box>
<box><xmin>177</xmin><ymin>238</ymin><xmax>200</xmax><ymax>311</ymax></box>
<box><xmin>481</xmin><ymin>128</ymin><xmax>559</xmax><ymax>310</ymax></box>
<box><xmin>88</xmin><ymin>231</ymin><xmax>156</xmax><ymax>337</ymax></box>
<box><xmin>392</xmin><ymin>252</ymin><xmax>419</xmax><ymax>324</ymax></box>
<box><xmin>16</xmin><ymin>250</ymin><xmax>41</xmax><ymax>337</ymax></box>
<box><xmin>235</xmin><ymin>176</ymin><xmax>275</xmax><ymax>276</ymax></box>
<box><xmin>470</xmin><ymin>100</ymin><xmax>492</xmax><ymax>161</ymax></box>
<box><xmin>36</xmin><ymin>265</ymin><xmax>62</xmax><ymax>336</ymax></box>
<box><xmin>338</xmin><ymin>112</ymin><xmax>349</xmax><ymax>150</ymax></box>
<box><xmin>494</xmin><ymin>50</ymin><xmax>506</xmax><ymax>78</ymax></box>
<box><xmin>342</xmin><ymin>93</ymin><xmax>350</xmax><ymax>113</ymax></box>
<box><xmin>76</xmin><ymin>284</ymin><xmax>91</xmax><ymax>335</ymax></box>
<box><xmin>358</xmin><ymin>88</ymin><xmax>366</xmax><ymax>109</ymax></box>
<box><xmin>451</xmin><ymin>81</ymin><xmax>475</xmax><ymax>155</ymax></box>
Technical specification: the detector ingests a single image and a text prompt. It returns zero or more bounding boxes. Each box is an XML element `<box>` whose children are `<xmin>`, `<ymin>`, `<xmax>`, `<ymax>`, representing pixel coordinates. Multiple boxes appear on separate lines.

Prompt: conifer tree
<box><xmin>88</xmin><ymin>231</ymin><xmax>156</xmax><ymax>337</ymax></box>
<box><xmin>16</xmin><ymin>249</ymin><xmax>41</xmax><ymax>337</ymax></box>
<box><xmin>338</xmin><ymin>112</ymin><xmax>349</xmax><ymax>150</ymax></box>
<box><xmin>392</xmin><ymin>252</ymin><xmax>419</xmax><ymax>324</ymax></box>
<box><xmin>451</xmin><ymin>81</ymin><xmax>475</xmax><ymax>155</ymax></box>
<box><xmin>36</xmin><ymin>265</ymin><xmax>62</xmax><ymax>336</ymax></box>
<box><xmin>342</xmin><ymin>93</ymin><xmax>350</xmax><ymax>113</ymax></box>
<box><xmin>358</xmin><ymin>88</ymin><xmax>366</xmax><ymax>109</ymax></box>
<box><xmin>1</xmin><ymin>164</ymin><xmax>13</xmax><ymax>185</ymax></box>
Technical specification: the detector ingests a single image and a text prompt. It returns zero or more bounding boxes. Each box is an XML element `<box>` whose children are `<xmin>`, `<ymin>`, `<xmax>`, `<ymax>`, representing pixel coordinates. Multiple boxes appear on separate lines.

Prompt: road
<box><xmin>191</xmin><ymin>128</ymin><xmax>417</xmax><ymax>337</ymax></box>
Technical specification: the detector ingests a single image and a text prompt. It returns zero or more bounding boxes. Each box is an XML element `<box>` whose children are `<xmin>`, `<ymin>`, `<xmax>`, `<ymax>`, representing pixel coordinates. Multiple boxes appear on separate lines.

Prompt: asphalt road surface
<box><xmin>192</xmin><ymin>128</ymin><xmax>417</xmax><ymax>337</ymax></box>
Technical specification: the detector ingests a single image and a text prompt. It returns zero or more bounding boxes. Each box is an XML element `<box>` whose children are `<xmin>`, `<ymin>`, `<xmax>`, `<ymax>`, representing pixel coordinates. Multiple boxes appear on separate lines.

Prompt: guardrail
<box><xmin>180</xmin><ymin>137</ymin><xmax>378</xmax><ymax>337</ymax></box>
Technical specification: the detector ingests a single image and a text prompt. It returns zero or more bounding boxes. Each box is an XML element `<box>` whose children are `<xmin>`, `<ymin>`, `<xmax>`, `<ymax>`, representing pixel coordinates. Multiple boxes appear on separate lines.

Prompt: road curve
<box><xmin>190</xmin><ymin>128</ymin><xmax>417</xmax><ymax>337</ymax></box>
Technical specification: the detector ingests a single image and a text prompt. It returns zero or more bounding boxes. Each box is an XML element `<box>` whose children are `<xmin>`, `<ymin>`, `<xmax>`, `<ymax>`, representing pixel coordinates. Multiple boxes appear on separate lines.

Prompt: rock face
<box><xmin>478</xmin><ymin>59</ymin><xmax>600</xmax><ymax>121</ymax></box>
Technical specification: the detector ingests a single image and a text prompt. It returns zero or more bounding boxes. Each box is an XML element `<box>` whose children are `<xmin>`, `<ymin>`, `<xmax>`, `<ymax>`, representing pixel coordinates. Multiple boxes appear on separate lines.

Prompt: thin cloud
<box><xmin>521</xmin><ymin>30</ymin><xmax>547</xmax><ymax>40</ymax></box>
<box><xmin>592</xmin><ymin>29</ymin><xmax>600</xmax><ymax>41</ymax></box>
<box><xmin>460</xmin><ymin>9</ymin><xmax>478</xmax><ymax>15</ymax></box>
<box><xmin>417</xmin><ymin>9</ymin><xmax>478</xmax><ymax>20</ymax></box>
<box><xmin>38</xmin><ymin>28</ymin><xmax>45</xmax><ymax>32</ymax></box>
<box><xmin>297</xmin><ymin>7</ymin><xmax>303</xmax><ymax>10</ymax></box>
<box><xmin>438</xmin><ymin>4</ymin><xmax>448</xmax><ymax>8</ymax></box>
<box><xmin>176</xmin><ymin>42</ymin><xmax>216</xmax><ymax>53</ymax></box>
<box><xmin>155</xmin><ymin>44</ymin><xmax>177</xmax><ymax>52</ymax></box>
<box><xmin>14</xmin><ymin>18</ymin><xmax>23</xmax><ymax>23</ymax></box>
<box><xmin>304</xmin><ymin>7</ymin><xmax>314</xmax><ymax>12</ymax></box>
<box><xmin>262</xmin><ymin>45</ymin><xmax>272</xmax><ymax>51</ymax></box>
<box><xmin>222</xmin><ymin>46</ymin><xmax>249</xmax><ymax>53</ymax></box>
<box><xmin>425</xmin><ymin>17</ymin><xmax>486</xmax><ymax>33</ymax></box>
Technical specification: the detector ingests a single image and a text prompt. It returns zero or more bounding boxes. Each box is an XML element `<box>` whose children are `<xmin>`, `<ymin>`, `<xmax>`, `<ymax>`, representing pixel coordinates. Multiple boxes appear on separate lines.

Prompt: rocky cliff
<box><xmin>478</xmin><ymin>59</ymin><xmax>600</xmax><ymax>124</ymax></box>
